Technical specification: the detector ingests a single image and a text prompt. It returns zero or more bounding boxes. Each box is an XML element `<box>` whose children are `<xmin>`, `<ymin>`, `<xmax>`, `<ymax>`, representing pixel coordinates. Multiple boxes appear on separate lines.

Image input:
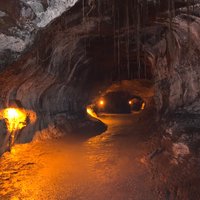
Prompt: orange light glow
<box><xmin>128</xmin><ymin>100</ymin><xmax>132</xmax><ymax>105</ymax></box>
<box><xmin>87</xmin><ymin>107</ymin><xmax>97</xmax><ymax>118</ymax></box>
<box><xmin>7</xmin><ymin>108</ymin><xmax>19</xmax><ymax>119</ymax></box>
<box><xmin>99</xmin><ymin>100</ymin><xmax>104</xmax><ymax>106</ymax></box>
<box><xmin>0</xmin><ymin>108</ymin><xmax>27</xmax><ymax>132</ymax></box>
<box><xmin>141</xmin><ymin>102</ymin><xmax>146</xmax><ymax>110</ymax></box>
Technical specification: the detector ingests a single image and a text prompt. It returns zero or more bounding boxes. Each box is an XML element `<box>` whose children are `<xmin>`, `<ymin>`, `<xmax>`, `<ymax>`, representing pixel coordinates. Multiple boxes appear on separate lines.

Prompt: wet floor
<box><xmin>0</xmin><ymin>114</ymin><xmax>157</xmax><ymax>200</ymax></box>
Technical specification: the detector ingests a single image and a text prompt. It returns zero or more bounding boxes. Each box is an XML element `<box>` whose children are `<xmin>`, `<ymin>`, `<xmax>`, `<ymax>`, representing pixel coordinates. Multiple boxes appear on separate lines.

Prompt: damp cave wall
<box><xmin>0</xmin><ymin>0</ymin><xmax>200</xmax><ymax>152</ymax></box>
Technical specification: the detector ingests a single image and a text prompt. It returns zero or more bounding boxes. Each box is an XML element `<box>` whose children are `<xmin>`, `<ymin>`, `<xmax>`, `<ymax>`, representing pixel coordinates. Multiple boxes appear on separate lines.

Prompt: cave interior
<box><xmin>0</xmin><ymin>0</ymin><xmax>200</xmax><ymax>199</ymax></box>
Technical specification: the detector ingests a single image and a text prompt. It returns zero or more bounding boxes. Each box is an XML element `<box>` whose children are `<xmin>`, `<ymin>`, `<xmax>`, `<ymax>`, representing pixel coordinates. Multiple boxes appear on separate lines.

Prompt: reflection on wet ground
<box><xmin>0</xmin><ymin>114</ymin><xmax>156</xmax><ymax>200</ymax></box>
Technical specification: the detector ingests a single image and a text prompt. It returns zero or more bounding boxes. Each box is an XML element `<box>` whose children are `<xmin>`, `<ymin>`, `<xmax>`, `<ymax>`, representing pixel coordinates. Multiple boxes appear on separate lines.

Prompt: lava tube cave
<box><xmin>0</xmin><ymin>0</ymin><xmax>200</xmax><ymax>199</ymax></box>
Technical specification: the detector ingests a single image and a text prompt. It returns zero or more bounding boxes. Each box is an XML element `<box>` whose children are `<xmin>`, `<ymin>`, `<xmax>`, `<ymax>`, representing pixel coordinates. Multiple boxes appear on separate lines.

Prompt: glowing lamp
<box><xmin>0</xmin><ymin>106</ymin><xmax>37</xmax><ymax>150</ymax></box>
<box><xmin>7</xmin><ymin>108</ymin><xmax>19</xmax><ymax>119</ymax></box>
<box><xmin>1</xmin><ymin>108</ymin><xmax>27</xmax><ymax>132</ymax></box>
<box><xmin>128</xmin><ymin>100</ymin><xmax>132</xmax><ymax>105</ymax></box>
<box><xmin>141</xmin><ymin>102</ymin><xmax>146</xmax><ymax>110</ymax></box>
<box><xmin>99</xmin><ymin>100</ymin><xmax>104</xmax><ymax>106</ymax></box>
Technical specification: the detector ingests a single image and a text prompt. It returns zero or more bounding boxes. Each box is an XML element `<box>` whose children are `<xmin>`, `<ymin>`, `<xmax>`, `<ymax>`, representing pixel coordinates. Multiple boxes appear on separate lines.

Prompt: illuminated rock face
<box><xmin>0</xmin><ymin>0</ymin><xmax>78</xmax><ymax>70</ymax></box>
<box><xmin>1</xmin><ymin>108</ymin><xmax>27</xmax><ymax>132</ymax></box>
<box><xmin>0</xmin><ymin>0</ymin><xmax>109</xmax><ymax>154</ymax></box>
<box><xmin>0</xmin><ymin>0</ymin><xmax>200</xmax><ymax>154</ymax></box>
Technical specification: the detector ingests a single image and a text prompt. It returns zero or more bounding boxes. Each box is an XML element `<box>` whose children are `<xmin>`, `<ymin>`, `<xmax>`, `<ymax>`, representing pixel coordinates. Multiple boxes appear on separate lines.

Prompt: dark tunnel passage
<box><xmin>0</xmin><ymin>0</ymin><xmax>200</xmax><ymax>199</ymax></box>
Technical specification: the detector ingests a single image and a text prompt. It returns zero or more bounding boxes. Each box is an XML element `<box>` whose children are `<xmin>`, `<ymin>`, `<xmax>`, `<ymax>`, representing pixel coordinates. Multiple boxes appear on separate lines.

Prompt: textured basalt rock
<box><xmin>0</xmin><ymin>0</ymin><xmax>78</xmax><ymax>70</ymax></box>
<box><xmin>0</xmin><ymin>0</ymin><xmax>200</xmax><ymax>155</ymax></box>
<box><xmin>141</xmin><ymin>4</ymin><xmax>200</xmax><ymax>115</ymax></box>
<box><xmin>0</xmin><ymin>0</ymin><xmax>110</xmax><ymax>154</ymax></box>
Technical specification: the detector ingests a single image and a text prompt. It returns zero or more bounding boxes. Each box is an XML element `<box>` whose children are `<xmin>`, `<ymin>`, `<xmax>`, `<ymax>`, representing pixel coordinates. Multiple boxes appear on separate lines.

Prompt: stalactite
<box><xmin>172</xmin><ymin>0</ymin><xmax>175</xmax><ymax>17</ymax></box>
<box><xmin>117</xmin><ymin>2</ymin><xmax>121</xmax><ymax>81</ymax></box>
<box><xmin>98</xmin><ymin>0</ymin><xmax>101</xmax><ymax>34</ymax></box>
<box><xmin>113</xmin><ymin>0</ymin><xmax>117</xmax><ymax>81</ymax></box>
<box><xmin>143</xmin><ymin>0</ymin><xmax>148</xmax><ymax>26</ymax></box>
<box><xmin>168</xmin><ymin>0</ymin><xmax>173</xmax><ymax>32</ymax></box>
<box><xmin>187</xmin><ymin>0</ymin><xmax>191</xmax><ymax>50</ymax></box>
<box><xmin>136</xmin><ymin>0</ymin><xmax>141</xmax><ymax>79</ymax></box>
<box><xmin>130</xmin><ymin>0</ymin><xmax>135</xmax><ymax>79</ymax></box>
<box><xmin>166</xmin><ymin>0</ymin><xmax>176</xmax><ymax>68</ymax></box>
<box><xmin>155</xmin><ymin>0</ymin><xmax>158</xmax><ymax>20</ymax></box>
<box><xmin>82</xmin><ymin>0</ymin><xmax>85</xmax><ymax>19</ymax></box>
<box><xmin>126</xmin><ymin>0</ymin><xmax>130</xmax><ymax>79</ymax></box>
<box><xmin>193</xmin><ymin>0</ymin><xmax>195</xmax><ymax>12</ymax></box>
<box><xmin>143</xmin><ymin>0</ymin><xmax>149</xmax><ymax>79</ymax></box>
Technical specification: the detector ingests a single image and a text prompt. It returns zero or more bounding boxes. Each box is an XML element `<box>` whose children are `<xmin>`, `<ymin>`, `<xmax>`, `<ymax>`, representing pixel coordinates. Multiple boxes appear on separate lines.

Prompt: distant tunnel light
<box><xmin>87</xmin><ymin>107</ymin><xmax>97</xmax><ymax>118</ymax></box>
<box><xmin>99</xmin><ymin>100</ymin><xmax>104</xmax><ymax>106</ymax></box>
<box><xmin>141</xmin><ymin>102</ymin><xmax>146</xmax><ymax>110</ymax></box>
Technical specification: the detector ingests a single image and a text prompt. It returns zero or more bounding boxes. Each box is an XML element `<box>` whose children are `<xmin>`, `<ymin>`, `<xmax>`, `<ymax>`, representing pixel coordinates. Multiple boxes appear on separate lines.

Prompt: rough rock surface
<box><xmin>0</xmin><ymin>1</ymin><xmax>200</xmax><ymax>156</ymax></box>
<box><xmin>0</xmin><ymin>0</ymin><xmax>78</xmax><ymax>70</ymax></box>
<box><xmin>149</xmin><ymin>4</ymin><xmax>200</xmax><ymax>115</ymax></box>
<box><xmin>0</xmin><ymin>0</ymin><xmax>110</xmax><ymax>154</ymax></box>
<box><xmin>0</xmin><ymin>0</ymin><xmax>200</xmax><ymax>198</ymax></box>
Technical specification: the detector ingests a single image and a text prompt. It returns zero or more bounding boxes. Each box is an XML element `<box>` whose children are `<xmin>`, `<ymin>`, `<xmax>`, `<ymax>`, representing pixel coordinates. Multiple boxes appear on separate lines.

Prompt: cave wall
<box><xmin>149</xmin><ymin>5</ymin><xmax>200</xmax><ymax>115</ymax></box>
<box><xmin>0</xmin><ymin>0</ymin><xmax>79</xmax><ymax>70</ymax></box>
<box><xmin>0</xmin><ymin>0</ymin><xmax>112</xmax><ymax>154</ymax></box>
<box><xmin>0</xmin><ymin>0</ymin><xmax>200</xmax><ymax>154</ymax></box>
